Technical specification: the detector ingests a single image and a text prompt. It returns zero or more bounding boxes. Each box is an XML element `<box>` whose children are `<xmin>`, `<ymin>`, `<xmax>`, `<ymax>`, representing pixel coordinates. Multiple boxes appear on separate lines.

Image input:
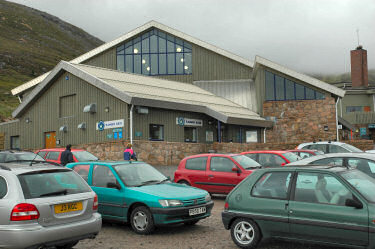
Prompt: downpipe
<box><xmin>336</xmin><ymin>97</ymin><xmax>340</xmax><ymax>142</ymax></box>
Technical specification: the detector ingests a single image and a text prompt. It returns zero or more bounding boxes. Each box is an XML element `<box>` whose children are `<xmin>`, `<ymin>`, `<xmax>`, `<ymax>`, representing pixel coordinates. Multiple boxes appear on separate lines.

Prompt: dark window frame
<box><xmin>250</xmin><ymin>171</ymin><xmax>294</xmax><ymax>200</ymax></box>
<box><xmin>10</xmin><ymin>136</ymin><xmax>20</xmax><ymax>150</ymax></box>
<box><xmin>149</xmin><ymin>124</ymin><xmax>164</xmax><ymax>141</ymax></box>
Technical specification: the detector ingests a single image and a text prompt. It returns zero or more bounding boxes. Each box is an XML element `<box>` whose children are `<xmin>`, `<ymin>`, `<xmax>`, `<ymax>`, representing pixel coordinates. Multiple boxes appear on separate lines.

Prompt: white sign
<box><xmin>176</xmin><ymin>117</ymin><xmax>203</xmax><ymax>127</ymax></box>
<box><xmin>338</xmin><ymin>125</ymin><xmax>343</xmax><ymax>130</ymax></box>
<box><xmin>96</xmin><ymin>119</ymin><xmax>124</xmax><ymax>130</ymax></box>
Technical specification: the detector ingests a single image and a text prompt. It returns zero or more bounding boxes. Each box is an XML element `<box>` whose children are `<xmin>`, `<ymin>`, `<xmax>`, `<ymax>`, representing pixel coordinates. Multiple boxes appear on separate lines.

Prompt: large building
<box><xmin>0</xmin><ymin>21</ymin><xmax>345</xmax><ymax>150</ymax></box>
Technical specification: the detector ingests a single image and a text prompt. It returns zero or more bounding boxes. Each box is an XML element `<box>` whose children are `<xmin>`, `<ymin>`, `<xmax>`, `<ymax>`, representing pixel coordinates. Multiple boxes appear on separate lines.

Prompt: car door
<box><xmin>206</xmin><ymin>156</ymin><xmax>241</xmax><ymax>193</ymax></box>
<box><xmin>249</xmin><ymin>170</ymin><xmax>293</xmax><ymax>237</ymax></box>
<box><xmin>184</xmin><ymin>156</ymin><xmax>209</xmax><ymax>190</ymax></box>
<box><xmin>288</xmin><ymin>170</ymin><xmax>368</xmax><ymax>246</ymax></box>
<box><xmin>90</xmin><ymin>164</ymin><xmax>127</xmax><ymax>220</ymax></box>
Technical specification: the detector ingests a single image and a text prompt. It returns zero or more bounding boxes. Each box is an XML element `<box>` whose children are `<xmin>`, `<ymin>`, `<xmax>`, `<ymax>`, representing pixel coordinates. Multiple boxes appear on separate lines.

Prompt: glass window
<box><xmin>125</xmin><ymin>55</ymin><xmax>133</xmax><ymax>73</ymax></box>
<box><xmin>316</xmin><ymin>91</ymin><xmax>325</xmax><ymax>99</ymax></box>
<box><xmin>117</xmin><ymin>54</ymin><xmax>124</xmax><ymax>71</ymax></box>
<box><xmin>18</xmin><ymin>170</ymin><xmax>91</xmax><ymax>199</ymax></box>
<box><xmin>134</xmin><ymin>54</ymin><xmax>141</xmax><ymax>74</ymax></box>
<box><xmin>306</xmin><ymin>144</ymin><xmax>327</xmax><ymax>153</ymax></box>
<box><xmin>72</xmin><ymin>151</ymin><xmax>98</xmax><ymax>161</ymax></box>
<box><xmin>265</xmin><ymin>71</ymin><xmax>275</xmax><ymax>101</ymax></box>
<box><xmin>251</xmin><ymin>172</ymin><xmax>292</xmax><ymax>199</ymax></box>
<box><xmin>231</xmin><ymin>155</ymin><xmax>260</xmax><ymax>169</ymax></box>
<box><xmin>258</xmin><ymin>154</ymin><xmax>285</xmax><ymax>167</ymax></box>
<box><xmin>246</xmin><ymin>130</ymin><xmax>258</xmax><ymax>143</ymax></box>
<box><xmin>347</xmin><ymin>158</ymin><xmax>375</xmax><ymax>177</ymax></box>
<box><xmin>0</xmin><ymin>176</ymin><xmax>7</xmax><ymax>199</ymax></box>
<box><xmin>341</xmin><ymin>143</ymin><xmax>363</xmax><ymax>153</ymax></box>
<box><xmin>46</xmin><ymin>151</ymin><xmax>60</xmax><ymax>160</ymax></box>
<box><xmin>275</xmin><ymin>75</ymin><xmax>284</xmax><ymax>100</ymax></box>
<box><xmin>329</xmin><ymin>144</ymin><xmax>349</xmax><ymax>153</ymax></box>
<box><xmin>158</xmin><ymin>35</ymin><xmax>166</xmax><ymax>53</ymax></box>
<box><xmin>72</xmin><ymin>164</ymin><xmax>90</xmax><ymax>182</ymax></box>
<box><xmin>142</xmin><ymin>54</ymin><xmax>150</xmax><ymax>75</ymax></box>
<box><xmin>294</xmin><ymin>172</ymin><xmax>351</xmax><ymax>205</ymax></box>
<box><xmin>176</xmin><ymin>53</ymin><xmax>184</xmax><ymax>74</ymax></box>
<box><xmin>37</xmin><ymin>151</ymin><xmax>47</xmax><ymax>158</ymax></box>
<box><xmin>184</xmin><ymin>127</ymin><xmax>197</xmax><ymax>142</ymax></box>
<box><xmin>114</xmin><ymin>163</ymin><xmax>167</xmax><ymax>187</ymax></box>
<box><xmin>346</xmin><ymin>106</ymin><xmax>363</xmax><ymax>113</ymax></box>
<box><xmin>285</xmin><ymin>79</ymin><xmax>295</xmax><ymax>100</ymax></box>
<box><xmin>141</xmin><ymin>35</ymin><xmax>149</xmax><ymax>53</ymax></box>
<box><xmin>295</xmin><ymin>83</ymin><xmax>305</xmax><ymax>100</ymax></box>
<box><xmin>306</xmin><ymin>87</ymin><xmax>315</xmax><ymax>99</ymax></box>
<box><xmin>300</xmin><ymin>152</ymin><xmax>313</xmax><ymax>159</ymax></box>
<box><xmin>11</xmin><ymin>136</ymin><xmax>20</xmax><ymax>150</ymax></box>
<box><xmin>150</xmin><ymin>35</ymin><xmax>158</xmax><ymax>53</ymax></box>
<box><xmin>150</xmin><ymin>54</ymin><xmax>158</xmax><ymax>75</ymax></box>
<box><xmin>184</xmin><ymin>53</ymin><xmax>192</xmax><ymax>74</ymax></box>
<box><xmin>243</xmin><ymin>153</ymin><xmax>257</xmax><ymax>161</ymax></box>
<box><xmin>185</xmin><ymin>157</ymin><xmax>207</xmax><ymax>171</ymax></box>
<box><xmin>149</xmin><ymin>124</ymin><xmax>164</xmax><ymax>141</ymax></box>
<box><xmin>210</xmin><ymin>157</ymin><xmax>236</xmax><ymax>172</ymax></box>
<box><xmin>92</xmin><ymin>165</ymin><xmax>117</xmax><ymax>188</ymax></box>
<box><xmin>341</xmin><ymin>170</ymin><xmax>375</xmax><ymax>202</ymax></box>
<box><xmin>159</xmin><ymin>54</ymin><xmax>167</xmax><ymax>74</ymax></box>
<box><xmin>282</xmin><ymin>152</ymin><xmax>299</xmax><ymax>163</ymax></box>
<box><xmin>313</xmin><ymin>157</ymin><xmax>343</xmax><ymax>166</ymax></box>
<box><xmin>167</xmin><ymin>53</ymin><xmax>175</xmax><ymax>74</ymax></box>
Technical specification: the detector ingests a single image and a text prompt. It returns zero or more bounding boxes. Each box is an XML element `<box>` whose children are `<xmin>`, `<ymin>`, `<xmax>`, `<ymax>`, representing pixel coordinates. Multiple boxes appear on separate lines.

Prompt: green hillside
<box><xmin>0</xmin><ymin>0</ymin><xmax>103</xmax><ymax>120</ymax></box>
<box><xmin>312</xmin><ymin>69</ymin><xmax>375</xmax><ymax>84</ymax></box>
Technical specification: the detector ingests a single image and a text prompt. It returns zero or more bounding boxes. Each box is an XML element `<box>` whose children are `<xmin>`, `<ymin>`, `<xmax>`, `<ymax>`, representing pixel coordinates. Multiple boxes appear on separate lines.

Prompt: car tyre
<box><xmin>178</xmin><ymin>180</ymin><xmax>190</xmax><ymax>186</ymax></box>
<box><xmin>130</xmin><ymin>206</ymin><xmax>155</xmax><ymax>235</ymax></box>
<box><xmin>230</xmin><ymin>218</ymin><xmax>261</xmax><ymax>249</ymax></box>
<box><xmin>56</xmin><ymin>241</ymin><xmax>79</xmax><ymax>249</ymax></box>
<box><xmin>184</xmin><ymin>219</ymin><xmax>199</xmax><ymax>226</ymax></box>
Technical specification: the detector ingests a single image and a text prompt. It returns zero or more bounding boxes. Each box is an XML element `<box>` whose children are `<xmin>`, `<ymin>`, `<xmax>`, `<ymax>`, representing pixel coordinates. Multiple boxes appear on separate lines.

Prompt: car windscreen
<box><xmin>282</xmin><ymin>152</ymin><xmax>300</xmax><ymax>163</ymax></box>
<box><xmin>72</xmin><ymin>151</ymin><xmax>98</xmax><ymax>161</ymax></box>
<box><xmin>2</xmin><ymin>153</ymin><xmax>45</xmax><ymax>162</ymax></box>
<box><xmin>341</xmin><ymin>144</ymin><xmax>363</xmax><ymax>153</ymax></box>
<box><xmin>18</xmin><ymin>170</ymin><xmax>91</xmax><ymax>199</ymax></box>
<box><xmin>113</xmin><ymin>163</ymin><xmax>168</xmax><ymax>187</ymax></box>
<box><xmin>231</xmin><ymin>155</ymin><xmax>260</xmax><ymax>169</ymax></box>
<box><xmin>341</xmin><ymin>170</ymin><xmax>375</xmax><ymax>202</ymax></box>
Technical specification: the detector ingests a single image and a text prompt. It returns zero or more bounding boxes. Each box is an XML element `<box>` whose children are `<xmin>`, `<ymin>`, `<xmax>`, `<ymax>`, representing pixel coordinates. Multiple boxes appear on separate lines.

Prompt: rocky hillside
<box><xmin>312</xmin><ymin>69</ymin><xmax>375</xmax><ymax>85</ymax></box>
<box><xmin>0</xmin><ymin>0</ymin><xmax>103</xmax><ymax>120</ymax></box>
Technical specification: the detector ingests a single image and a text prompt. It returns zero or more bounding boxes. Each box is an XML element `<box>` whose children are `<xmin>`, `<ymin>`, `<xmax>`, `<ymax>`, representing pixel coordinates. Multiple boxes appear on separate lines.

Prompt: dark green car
<box><xmin>222</xmin><ymin>166</ymin><xmax>375</xmax><ymax>248</ymax></box>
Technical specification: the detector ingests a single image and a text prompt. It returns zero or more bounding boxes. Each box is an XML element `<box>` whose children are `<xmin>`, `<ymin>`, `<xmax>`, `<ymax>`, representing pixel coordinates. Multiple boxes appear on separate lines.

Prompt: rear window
<box><xmin>72</xmin><ymin>151</ymin><xmax>98</xmax><ymax>161</ymax></box>
<box><xmin>185</xmin><ymin>157</ymin><xmax>207</xmax><ymax>170</ymax></box>
<box><xmin>0</xmin><ymin>176</ymin><xmax>7</xmax><ymax>198</ymax></box>
<box><xmin>46</xmin><ymin>152</ymin><xmax>60</xmax><ymax>160</ymax></box>
<box><xmin>37</xmin><ymin>151</ymin><xmax>47</xmax><ymax>158</ymax></box>
<box><xmin>282</xmin><ymin>152</ymin><xmax>300</xmax><ymax>163</ymax></box>
<box><xmin>18</xmin><ymin>170</ymin><xmax>91</xmax><ymax>199</ymax></box>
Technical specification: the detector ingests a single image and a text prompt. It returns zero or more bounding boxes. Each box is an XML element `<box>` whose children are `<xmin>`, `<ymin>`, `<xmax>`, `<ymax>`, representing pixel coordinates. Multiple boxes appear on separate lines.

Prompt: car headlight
<box><xmin>205</xmin><ymin>194</ymin><xmax>211</xmax><ymax>202</ymax></box>
<box><xmin>158</xmin><ymin>199</ymin><xmax>183</xmax><ymax>207</ymax></box>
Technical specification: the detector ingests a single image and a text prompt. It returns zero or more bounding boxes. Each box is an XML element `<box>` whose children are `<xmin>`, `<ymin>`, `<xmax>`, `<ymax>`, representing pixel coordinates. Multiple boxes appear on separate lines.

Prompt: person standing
<box><xmin>61</xmin><ymin>144</ymin><xmax>74</xmax><ymax>166</ymax></box>
<box><xmin>124</xmin><ymin>143</ymin><xmax>137</xmax><ymax>161</ymax></box>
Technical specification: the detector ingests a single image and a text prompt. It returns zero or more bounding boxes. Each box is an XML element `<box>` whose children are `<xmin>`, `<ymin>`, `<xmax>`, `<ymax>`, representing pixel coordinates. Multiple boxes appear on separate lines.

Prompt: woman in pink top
<box><xmin>123</xmin><ymin>143</ymin><xmax>136</xmax><ymax>160</ymax></box>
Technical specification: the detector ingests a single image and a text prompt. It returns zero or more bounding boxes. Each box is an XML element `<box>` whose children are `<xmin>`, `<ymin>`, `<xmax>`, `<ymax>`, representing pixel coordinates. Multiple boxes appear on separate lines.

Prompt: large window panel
<box><xmin>142</xmin><ymin>54</ymin><xmax>150</xmax><ymax>75</ymax></box>
<box><xmin>184</xmin><ymin>53</ymin><xmax>192</xmax><ymax>74</ymax></box>
<box><xmin>159</xmin><ymin>54</ymin><xmax>167</xmax><ymax>74</ymax></box>
<box><xmin>117</xmin><ymin>55</ymin><xmax>124</xmax><ymax>71</ymax></box>
<box><xmin>150</xmin><ymin>124</ymin><xmax>164</xmax><ymax>141</ymax></box>
<box><xmin>265</xmin><ymin>71</ymin><xmax>275</xmax><ymax>101</ymax></box>
<box><xmin>150</xmin><ymin>35</ymin><xmax>158</xmax><ymax>53</ymax></box>
<box><xmin>141</xmin><ymin>35</ymin><xmax>149</xmax><ymax>53</ymax></box>
<box><xmin>275</xmin><ymin>75</ymin><xmax>285</xmax><ymax>100</ymax></box>
<box><xmin>167</xmin><ymin>53</ymin><xmax>175</xmax><ymax>74</ymax></box>
<box><xmin>285</xmin><ymin>79</ymin><xmax>295</xmax><ymax>100</ymax></box>
<box><xmin>306</xmin><ymin>87</ymin><xmax>315</xmax><ymax>100</ymax></box>
<box><xmin>134</xmin><ymin>55</ymin><xmax>141</xmax><ymax>74</ymax></box>
<box><xmin>125</xmin><ymin>55</ymin><xmax>133</xmax><ymax>73</ymax></box>
<box><xmin>151</xmin><ymin>54</ymin><xmax>158</xmax><ymax>75</ymax></box>
<box><xmin>176</xmin><ymin>53</ymin><xmax>184</xmax><ymax>74</ymax></box>
<box><xmin>295</xmin><ymin>83</ymin><xmax>305</xmax><ymax>100</ymax></box>
<box><xmin>316</xmin><ymin>91</ymin><xmax>325</xmax><ymax>100</ymax></box>
<box><xmin>158</xmin><ymin>35</ymin><xmax>166</xmax><ymax>53</ymax></box>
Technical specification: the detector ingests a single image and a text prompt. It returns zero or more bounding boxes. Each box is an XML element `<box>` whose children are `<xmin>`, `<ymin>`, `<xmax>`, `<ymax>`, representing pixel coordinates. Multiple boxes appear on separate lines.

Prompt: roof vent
<box><xmin>77</xmin><ymin>122</ymin><xmax>86</xmax><ymax>129</ymax></box>
<box><xmin>83</xmin><ymin>103</ymin><xmax>96</xmax><ymax>113</ymax></box>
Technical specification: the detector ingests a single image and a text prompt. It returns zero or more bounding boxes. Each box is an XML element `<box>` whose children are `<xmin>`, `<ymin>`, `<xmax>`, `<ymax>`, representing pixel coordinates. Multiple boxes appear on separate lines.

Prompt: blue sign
<box><xmin>113</xmin><ymin>128</ymin><xmax>123</xmax><ymax>133</ymax></box>
<box><xmin>114</xmin><ymin>132</ymin><xmax>118</xmax><ymax>139</ymax></box>
<box><xmin>65</xmin><ymin>76</ymin><xmax>69</xmax><ymax>80</ymax></box>
<box><xmin>98</xmin><ymin>121</ymin><xmax>105</xmax><ymax>131</ymax></box>
<box><xmin>369</xmin><ymin>124</ymin><xmax>375</xmax><ymax>129</ymax></box>
<box><xmin>118</xmin><ymin>132</ymin><xmax>123</xmax><ymax>139</ymax></box>
<box><xmin>360</xmin><ymin>127</ymin><xmax>367</xmax><ymax>136</ymax></box>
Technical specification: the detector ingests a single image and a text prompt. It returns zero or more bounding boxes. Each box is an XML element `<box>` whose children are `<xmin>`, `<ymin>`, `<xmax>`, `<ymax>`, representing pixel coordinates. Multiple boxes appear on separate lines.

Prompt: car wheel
<box><xmin>130</xmin><ymin>206</ymin><xmax>155</xmax><ymax>235</ymax></box>
<box><xmin>56</xmin><ymin>241</ymin><xmax>79</xmax><ymax>249</ymax></box>
<box><xmin>184</xmin><ymin>219</ymin><xmax>199</xmax><ymax>226</ymax></box>
<box><xmin>230</xmin><ymin>218</ymin><xmax>261</xmax><ymax>249</ymax></box>
<box><xmin>178</xmin><ymin>180</ymin><xmax>190</xmax><ymax>186</ymax></box>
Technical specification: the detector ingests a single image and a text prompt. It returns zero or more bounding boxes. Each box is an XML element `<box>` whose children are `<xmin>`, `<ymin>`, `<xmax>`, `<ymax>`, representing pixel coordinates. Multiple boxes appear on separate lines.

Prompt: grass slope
<box><xmin>0</xmin><ymin>0</ymin><xmax>103</xmax><ymax>120</ymax></box>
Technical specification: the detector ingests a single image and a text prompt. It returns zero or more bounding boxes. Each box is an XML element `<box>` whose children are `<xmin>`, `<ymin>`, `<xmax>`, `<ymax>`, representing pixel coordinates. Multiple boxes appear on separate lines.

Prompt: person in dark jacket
<box><xmin>61</xmin><ymin>144</ymin><xmax>74</xmax><ymax>166</ymax></box>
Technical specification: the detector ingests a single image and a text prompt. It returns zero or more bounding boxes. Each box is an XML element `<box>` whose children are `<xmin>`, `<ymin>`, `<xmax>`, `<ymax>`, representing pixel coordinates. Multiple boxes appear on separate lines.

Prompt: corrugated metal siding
<box><xmin>0</xmin><ymin>120</ymin><xmax>21</xmax><ymax>149</ymax></box>
<box><xmin>0</xmin><ymin>73</ymin><xmax>128</xmax><ymax>150</ymax></box>
<box><xmin>254</xmin><ymin>68</ymin><xmax>265</xmax><ymax>115</ymax></box>
<box><xmin>83</xmin><ymin>48</ymin><xmax>116</xmax><ymax>70</ymax></box>
<box><xmin>193</xmin><ymin>80</ymin><xmax>257</xmax><ymax>112</ymax></box>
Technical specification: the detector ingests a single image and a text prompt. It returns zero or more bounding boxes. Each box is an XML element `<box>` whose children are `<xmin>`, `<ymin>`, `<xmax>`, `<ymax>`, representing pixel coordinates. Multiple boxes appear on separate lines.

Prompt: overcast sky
<box><xmin>8</xmin><ymin>0</ymin><xmax>375</xmax><ymax>74</ymax></box>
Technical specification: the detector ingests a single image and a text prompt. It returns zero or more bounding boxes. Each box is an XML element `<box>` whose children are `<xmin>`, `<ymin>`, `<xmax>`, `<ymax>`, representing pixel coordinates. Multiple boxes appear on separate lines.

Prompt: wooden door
<box><xmin>45</xmin><ymin>131</ymin><xmax>56</xmax><ymax>149</ymax></box>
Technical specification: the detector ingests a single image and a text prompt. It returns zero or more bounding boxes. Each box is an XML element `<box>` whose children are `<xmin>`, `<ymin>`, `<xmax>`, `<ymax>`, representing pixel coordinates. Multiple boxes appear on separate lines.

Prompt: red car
<box><xmin>241</xmin><ymin>150</ymin><xmax>299</xmax><ymax>166</ymax></box>
<box><xmin>36</xmin><ymin>148</ymin><xmax>98</xmax><ymax>165</ymax></box>
<box><xmin>174</xmin><ymin>153</ymin><xmax>260</xmax><ymax>194</ymax></box>
<box><xmin>287</xmin><ymin>149</ymin><xmax>324</xmax><ymax>159</ymax></box>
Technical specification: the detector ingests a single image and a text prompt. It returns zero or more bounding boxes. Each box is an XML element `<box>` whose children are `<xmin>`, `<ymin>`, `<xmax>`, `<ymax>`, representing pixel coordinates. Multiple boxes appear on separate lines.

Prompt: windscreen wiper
<box><xmin>39</xmin><ymin>189</ymin><xmax>68</xmax><ymax>197</ymax></box>
<box><xmin>140</xmin><ymin>180</ymin><xmax>160</xmax><ymax>186</ymax></box>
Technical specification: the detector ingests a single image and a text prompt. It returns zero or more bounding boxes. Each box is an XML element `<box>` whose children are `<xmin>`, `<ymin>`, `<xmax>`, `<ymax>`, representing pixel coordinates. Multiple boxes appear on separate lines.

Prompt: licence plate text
<box><xmin>54</xmin><ymin>202</ymin><xmax>83</xmax><ymax>214</ymax></box>
<box><xmin>189</xmin><ymin>207</ymin><xmax>206</xmax><ymax>216</ymax></box>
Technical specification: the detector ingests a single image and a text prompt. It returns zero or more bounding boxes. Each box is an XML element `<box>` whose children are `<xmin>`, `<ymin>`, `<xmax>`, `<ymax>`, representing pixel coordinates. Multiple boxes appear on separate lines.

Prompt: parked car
<box><xmin>296</xmin><ymin>141</ymin><xmax>363</xmax><ymax>153</ymax></box>
<box><xmin>0</xmin><ymin>162</ymin><xmax>101</xmax><ymax>249</ymax></box>
<box><xmin>36</xmin><ymin>148</ymin><xmax>98</xmax><ymax>164</ymax></box>
<box><xmin>174</xmin><ymin>154</ymin><xmax>261</xmax><ymax>194</ymax></box>
<box><xmin>0</xmin><ymin>150</ymin><xmax>45</xmax><ymax>163</ymax></box>
<box><xmin>66</xmin><ymin>161</ymin><xmax>214</xmax><ymax>234</ymax></box>
<box><xmin>287</xmin><ymin>149</ymin><xmax>324</xmax><ymax>159</ymax></box>
<box><xmin>222</xmin><ymin>165</ymin><xmax>375</xmax><ymax>248</ymax></box>
<box><xmin>288</xmin><ymin>152</ymin><xmax>375</xmax><ymax>178</ymax></box>
<box><xmin>241</xmin><ymin>150</ymin><xmax>299</xmax><ymax>166</ymax></box>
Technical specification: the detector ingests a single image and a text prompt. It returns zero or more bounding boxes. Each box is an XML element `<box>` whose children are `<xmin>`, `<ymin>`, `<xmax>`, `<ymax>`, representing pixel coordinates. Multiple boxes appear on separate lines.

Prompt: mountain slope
<box><xmin>0</xmin><ymin>0</ymin><xmax>103</xmax><ymax>120</ymax></box>
<box><xmin>312</xmin><ymin>69</ymin><xmax>375</xmax><ymax>85</ymax></box>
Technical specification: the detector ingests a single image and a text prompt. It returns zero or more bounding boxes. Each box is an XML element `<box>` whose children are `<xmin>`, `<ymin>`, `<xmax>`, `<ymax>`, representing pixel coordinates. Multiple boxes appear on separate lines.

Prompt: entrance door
<box><xmin>45</xmin><ymin>131</ymin><xmax>56</xmax><ymax>148</ymax></box>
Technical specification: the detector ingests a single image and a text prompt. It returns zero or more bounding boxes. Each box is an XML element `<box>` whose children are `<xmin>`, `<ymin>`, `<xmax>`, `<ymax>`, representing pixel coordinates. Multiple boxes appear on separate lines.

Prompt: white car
<box><xmin>296</xmin><ymin>141</ymin><xmax>363</xmax><ymax>154</ymax></box>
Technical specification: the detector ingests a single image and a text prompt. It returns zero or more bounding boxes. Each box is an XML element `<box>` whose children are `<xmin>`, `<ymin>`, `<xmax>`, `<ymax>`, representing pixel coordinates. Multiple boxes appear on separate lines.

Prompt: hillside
<box><xmin>0</xmin><ymin>0</ymin><xmax>103</xmax><ymax>120</ymax></box>
<box><xmin>312</xmin><ymin>69</ymin><xmax>375</xmax><ymax>85</ymax></box>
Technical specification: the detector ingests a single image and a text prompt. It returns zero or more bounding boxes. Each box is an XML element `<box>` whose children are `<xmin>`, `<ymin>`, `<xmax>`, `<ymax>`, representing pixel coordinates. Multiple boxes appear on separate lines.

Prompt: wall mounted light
<box><xmin>25</xmin><ymin>118</ymin><xmax>31</xmax><ymax>123</ymax></box>
<box><xmin>104</xmin><ymin>106</ymin><xmax>110</xmax><ymax>113</ymax></box>
<box><xmin>77</xmin><ymin>122</ymin><xmax>86</xmax><ymax>129</ymax></box>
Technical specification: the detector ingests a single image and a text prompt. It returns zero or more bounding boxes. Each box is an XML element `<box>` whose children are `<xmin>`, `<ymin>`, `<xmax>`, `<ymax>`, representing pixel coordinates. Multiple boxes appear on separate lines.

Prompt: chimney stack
<box><xmin>351</xmin><ymin>45</ymin><xmax>368</xmax><ymax>87</ymax></box>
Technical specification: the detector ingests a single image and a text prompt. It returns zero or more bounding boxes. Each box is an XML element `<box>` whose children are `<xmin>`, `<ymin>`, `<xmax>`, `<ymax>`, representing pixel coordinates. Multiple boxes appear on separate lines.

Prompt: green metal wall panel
<box><xmin>83</xmin><ymin>48</ymin><xmax>117</xmax><ymax>70</ymax></box>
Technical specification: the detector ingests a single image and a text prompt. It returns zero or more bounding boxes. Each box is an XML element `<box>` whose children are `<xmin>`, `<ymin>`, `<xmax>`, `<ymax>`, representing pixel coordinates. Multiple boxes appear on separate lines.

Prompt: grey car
<box><xmin>0</xmin><ymin>163</ymin><xmax>102</xmax><ymax>249</ymax></box>
<box><xmin>288</xmin><ymin>152</ymin><xmax>375</xmax><ymax>178</ymax></box>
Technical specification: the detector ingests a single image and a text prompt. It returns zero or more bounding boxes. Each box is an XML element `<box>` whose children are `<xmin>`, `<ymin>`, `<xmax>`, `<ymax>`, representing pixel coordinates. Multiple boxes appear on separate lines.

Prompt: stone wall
<box><xmin>263</xmin><ymin>97</ymin><xmax>337</xmax><ymax>142</ymax></box>
<box><xmin>74</xmin><ymin>139</ymin><xmax>374</xmax><ymax>166</ymax></box>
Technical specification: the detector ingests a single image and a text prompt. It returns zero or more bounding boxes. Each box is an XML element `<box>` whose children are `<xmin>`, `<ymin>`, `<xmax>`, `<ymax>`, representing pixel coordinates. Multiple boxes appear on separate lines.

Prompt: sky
<box><xmin>8</xmin><ymin>0</ymin><xmax>375</xmax><ymax>74</ymax></box>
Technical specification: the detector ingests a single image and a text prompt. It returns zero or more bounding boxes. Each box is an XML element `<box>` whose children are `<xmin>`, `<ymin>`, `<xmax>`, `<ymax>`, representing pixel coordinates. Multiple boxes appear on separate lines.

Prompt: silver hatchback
<box><xmin>0</xmin><ymin>163</ymin><xmax>102</xmax><ymax>249</ymax></box>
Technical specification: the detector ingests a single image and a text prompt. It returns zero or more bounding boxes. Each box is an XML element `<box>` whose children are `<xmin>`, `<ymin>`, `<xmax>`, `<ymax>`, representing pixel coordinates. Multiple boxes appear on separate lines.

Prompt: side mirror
<box><xmin>345</xmin><ymin>198</ymin><xmax>363</xmax><ymax>209</ymax></box>
<box><xmin>232</xmin><ymin>167</ymin><xmax>240</xmax><ymax>173</ymax></box>
<box><xmin>107</xmin><ymin>182</ymin><xmax>121</xmax><ymax>190</ymax></box>
<box><xmin>281</xmin><ymin>163</ymin><xmax>286</xmax><ymax>166</ymax></box>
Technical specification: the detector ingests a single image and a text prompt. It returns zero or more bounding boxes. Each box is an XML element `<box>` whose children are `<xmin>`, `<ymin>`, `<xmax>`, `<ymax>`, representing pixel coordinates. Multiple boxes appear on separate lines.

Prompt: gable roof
<box><xmin>252</xmin><ymin>56</ymin><xmax>346</xmax><ymax>98</ymax></box>
<box><xmin>13</xmin><ymin>61</ymin><xmax>272</xmax><ymax>128</ymax></box>
<box><xmin>11</xmin><ymin>20</ymin><xmax>253</xmax><ymax>96</ymax></box>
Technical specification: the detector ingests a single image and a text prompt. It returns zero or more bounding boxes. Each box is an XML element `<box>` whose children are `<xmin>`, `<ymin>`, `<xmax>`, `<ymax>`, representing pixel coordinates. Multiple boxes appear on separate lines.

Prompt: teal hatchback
<box><xmin>67</xmin><ymin>161</ymin><xmax>213</xmax><ymax>234</ymax></box>
<box><xmin>222</xmin><ymin>166</ymin><xmax>375</xmax><ymax>248</ymax></box>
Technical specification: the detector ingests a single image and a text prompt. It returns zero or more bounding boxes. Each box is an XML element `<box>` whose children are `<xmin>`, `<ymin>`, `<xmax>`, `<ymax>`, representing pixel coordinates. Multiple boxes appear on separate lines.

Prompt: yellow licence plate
<box><xmin>54</xmin><ymin>202</ymin><xmax>83</xmax><ymax>214</ymax></box>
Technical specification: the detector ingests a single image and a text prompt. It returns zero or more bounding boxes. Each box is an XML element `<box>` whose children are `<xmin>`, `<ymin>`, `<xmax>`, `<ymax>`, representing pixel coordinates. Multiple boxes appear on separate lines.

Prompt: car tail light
<box><xmin>224</xmin><ymin>202</ymin><xmax>229</xmax><ymax>211</ymax></box>
<box><xmin>10</xmin><ymin>203</ymin><xmax>39</xmax><ymax>221</ymax></box>
<box><xmin>93</xmin><ymin>194</ymin><xmax>98</xmax><ymax>211</ymax></box>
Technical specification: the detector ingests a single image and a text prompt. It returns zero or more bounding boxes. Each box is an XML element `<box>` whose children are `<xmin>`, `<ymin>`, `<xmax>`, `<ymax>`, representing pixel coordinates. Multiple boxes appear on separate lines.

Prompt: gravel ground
<box><xmin>75</xmin><ymin>166</ymin><xmax>342</xmax><ymax>249</ymax></box>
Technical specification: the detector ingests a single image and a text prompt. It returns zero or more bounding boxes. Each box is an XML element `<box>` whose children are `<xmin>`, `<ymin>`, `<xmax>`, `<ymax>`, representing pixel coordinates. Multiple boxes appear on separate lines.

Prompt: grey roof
<box><xmin>193</xmin><ymin>79</ymin><xmax>258</xmax><ymax>112</ymax></box>
<box><xmin>252</xmin><ymin>56</ymin><xmax>346</xmax><ymax>98</ymax></box>
<box><xmin>11</xmin><ymin>20</ymin><xmax>253</xmax><ymax>96</ymax></box>
<box><xmin>13</xmin><ymin>61</ymin><xmax>273</xmax><ymax>127</ymax></box>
